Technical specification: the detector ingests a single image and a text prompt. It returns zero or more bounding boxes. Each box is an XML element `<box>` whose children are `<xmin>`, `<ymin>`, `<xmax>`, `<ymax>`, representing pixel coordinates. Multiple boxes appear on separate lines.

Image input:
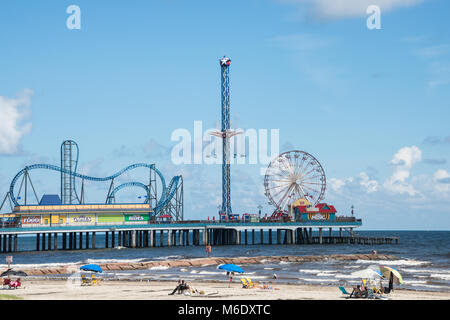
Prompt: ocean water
<box><xmin>0</xmin><ymin>231</ymin><xmax>449</xmax><ymax>293</ymax></box>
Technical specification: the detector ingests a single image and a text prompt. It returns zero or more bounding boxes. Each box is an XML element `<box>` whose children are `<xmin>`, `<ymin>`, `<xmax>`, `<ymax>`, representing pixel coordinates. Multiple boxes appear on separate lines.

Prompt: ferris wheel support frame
<box><xmin>264</xmin><ymin>150</ymin><xmax>327</xmax><ymax>218</ymax></box>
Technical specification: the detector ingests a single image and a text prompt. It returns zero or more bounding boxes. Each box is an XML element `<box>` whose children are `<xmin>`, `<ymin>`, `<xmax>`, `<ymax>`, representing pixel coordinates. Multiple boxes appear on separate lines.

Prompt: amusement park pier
<box><xmin>0</xmin><ymin>216</ymin><xmax>399</xmax><ymax>254</ymax></box>
<box><xmin>0</xmin><ymin>56</ymin><xmax>399</xmax><ymax>253</ymax></box>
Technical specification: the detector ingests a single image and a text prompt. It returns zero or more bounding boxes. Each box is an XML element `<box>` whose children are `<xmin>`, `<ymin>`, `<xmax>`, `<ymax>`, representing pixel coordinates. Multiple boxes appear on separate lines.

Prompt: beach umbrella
<box><xmin>379</xmin><ymin>266</ymin><xmax>403</xmax><ymax>284</ymax></box>
<box><xmin>80</xmin><ymin>264</ymin><xmax>103</xmax><ymax>273</ymax></box>
<box><xmin>217</xmin><ymin>264</ymin><xmax>244</xmax><ymax>274</ymax></box>
<box><xmin>350</xmin><ymin>266</ymin><xmax>383</xmax><ymax>280</ymax></box>
<box><xmin>0</xmin><ymin>269</ymin><xmax>28</xmax><ymax>277</ymax></box>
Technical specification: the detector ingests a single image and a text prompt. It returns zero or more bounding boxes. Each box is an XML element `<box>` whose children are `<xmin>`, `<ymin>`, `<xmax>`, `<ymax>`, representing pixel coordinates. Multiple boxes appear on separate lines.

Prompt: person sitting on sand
<box><xmin>9</xmin><ymin>278</ymin><xmax>21</xmax><ymax>289</ymax></box>
<box><xmin>350</xmin><ymin>285</ymin><xmax>365</xmax><ymax>298</ymax></box>
<box><xmin>168</xmin><ymin>279</ymin><xmax>189</xmax><ymax>295</ymax></box>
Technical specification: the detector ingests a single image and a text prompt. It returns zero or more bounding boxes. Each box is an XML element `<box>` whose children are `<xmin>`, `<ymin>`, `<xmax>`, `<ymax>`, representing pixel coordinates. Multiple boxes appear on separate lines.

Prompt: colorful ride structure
<box><xmin>209</xmin><ymin>56</ymin><xmax>242</xmax><ymax>216</ymax></box>
<box><xmin>1</xmin><ymin>140</ymin><xmax>183</xmax><ymax>224</ymax></box>
<box><xmin>263</xmin><ymin>150</ymin><xmax>329</xmax><ymax>221</ymax></box>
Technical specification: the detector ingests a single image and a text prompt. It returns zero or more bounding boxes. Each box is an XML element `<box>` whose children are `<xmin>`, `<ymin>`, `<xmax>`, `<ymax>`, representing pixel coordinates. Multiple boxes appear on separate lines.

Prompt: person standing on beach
<box><xmin>226</xmin><ymin>271</ymin><xmax>234</xmax><ymax>287</ymax></box>
<box><xmin>389</xmin><ymin>272</ymin><xmax>394</xmax><ymax>292</ymax></box>
<box><xmin>205</xmin><ymin>244</ymin><xmax>212</xmax><ymax>257</ymax></box>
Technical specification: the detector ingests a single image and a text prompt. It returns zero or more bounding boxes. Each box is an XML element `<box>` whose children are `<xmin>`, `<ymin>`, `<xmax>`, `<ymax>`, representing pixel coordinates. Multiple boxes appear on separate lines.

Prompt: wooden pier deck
<box><xmin>0</xmin><ymin>220</ymin><xmax>399</xmax><ymax>253</ymax></box>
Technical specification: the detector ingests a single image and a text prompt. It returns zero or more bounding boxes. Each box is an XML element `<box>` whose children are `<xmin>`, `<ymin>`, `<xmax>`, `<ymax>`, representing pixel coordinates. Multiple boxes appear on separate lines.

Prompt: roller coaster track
<box><xmin>107</xmin><ymin>182</ymin><xmax>150</xmax><ymax>204</ymax></box>
<box><xmin>108</xmin><ymin>176</ymin><xmax>181</xmax><ymax>210</ymax></box>
<box><xmin>165</xmin><ymin>175</ymin><xmax>181</xmax><ymax>204</ymax></box>
<box><xmin>9</xmin><ymin>163</ymin><xmax>181</xmax><ymax>214</ymax></box>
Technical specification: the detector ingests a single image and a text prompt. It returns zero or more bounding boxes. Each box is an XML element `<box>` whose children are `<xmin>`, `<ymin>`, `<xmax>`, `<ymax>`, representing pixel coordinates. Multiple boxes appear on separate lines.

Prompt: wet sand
<box><xmin>4</xmin><ymin>279</ymin><xmax>449</xmax><ymax>300</ymax></box>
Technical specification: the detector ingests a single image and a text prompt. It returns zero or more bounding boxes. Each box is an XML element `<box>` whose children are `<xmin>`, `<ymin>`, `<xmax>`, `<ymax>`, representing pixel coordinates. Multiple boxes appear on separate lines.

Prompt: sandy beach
<box><xmin>1</xmin><ymin>253</ymin><xmax>448</xmax><ymax>301</ymax></box>
<box><xmin>2</xmin><ymin>279</ymin><xmax>449</xmax><ymax>300</ymax></box>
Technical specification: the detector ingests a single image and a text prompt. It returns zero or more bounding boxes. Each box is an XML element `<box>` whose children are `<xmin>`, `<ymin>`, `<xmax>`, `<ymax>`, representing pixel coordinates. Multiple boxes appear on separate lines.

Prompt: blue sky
<box><xmin>0</xmin><ymin>0</ymin><xmax>449</xmax><ymax>230</ymax></box>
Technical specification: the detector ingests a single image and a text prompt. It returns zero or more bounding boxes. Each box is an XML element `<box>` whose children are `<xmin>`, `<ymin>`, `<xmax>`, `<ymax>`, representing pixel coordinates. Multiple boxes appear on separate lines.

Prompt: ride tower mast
<box><xmin>210</xmin><ymin>56</ymin><xmax>242</xmax><ymax>215</ymax></box>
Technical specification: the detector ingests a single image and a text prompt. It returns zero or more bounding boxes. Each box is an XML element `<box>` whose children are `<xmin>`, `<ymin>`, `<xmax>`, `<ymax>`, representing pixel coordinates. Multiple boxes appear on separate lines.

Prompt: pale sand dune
<box><xmin>5</xmin><ymin>280</ymin><xmax>450</xmax><ymax>300</ymax></box>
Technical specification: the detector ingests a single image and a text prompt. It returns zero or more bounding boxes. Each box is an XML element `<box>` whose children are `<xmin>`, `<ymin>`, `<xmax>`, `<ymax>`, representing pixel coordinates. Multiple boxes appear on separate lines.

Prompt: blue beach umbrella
<box><xmin>80</xmin><ymin>264</ymin><xmax>103</xmax><ymax>273</ymax></box>
<box><xmin>218</xmin><ymin>264</ymin><xmax>244</xmax><ymax>274</ymax></box>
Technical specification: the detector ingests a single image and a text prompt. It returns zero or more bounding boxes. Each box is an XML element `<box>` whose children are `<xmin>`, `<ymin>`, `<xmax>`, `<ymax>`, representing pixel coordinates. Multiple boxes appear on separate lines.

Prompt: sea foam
<box><xmin>355</xmin><ymin>259</ymin><xmax>430</xmax><ymax>266</ymax></box>
<box><xmin>149</xmin><ymin>266</ymin><xmax>169</xmax><ymax>270</ymax></box>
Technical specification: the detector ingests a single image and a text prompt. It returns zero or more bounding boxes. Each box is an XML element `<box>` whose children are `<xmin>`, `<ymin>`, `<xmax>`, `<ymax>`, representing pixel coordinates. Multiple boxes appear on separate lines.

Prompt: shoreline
<box><xmin>21</xmin><ymin>253</ymin><xmax>398</xmax><ymax>276</ymax></box>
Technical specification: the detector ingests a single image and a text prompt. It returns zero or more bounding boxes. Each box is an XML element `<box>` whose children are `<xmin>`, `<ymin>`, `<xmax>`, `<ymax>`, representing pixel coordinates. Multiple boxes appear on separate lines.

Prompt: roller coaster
<box><xmin>1</xmin><ymin>140</ymin><xmax>183</xmax><ymax>221</ymax></box>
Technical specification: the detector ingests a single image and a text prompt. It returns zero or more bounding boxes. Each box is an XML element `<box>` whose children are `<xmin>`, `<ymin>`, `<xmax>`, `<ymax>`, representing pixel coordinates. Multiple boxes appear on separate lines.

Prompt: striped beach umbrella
<box><xmin>379</xmin><ymin>265</ymin><xmax>403</xmax><ymax>284</ymax></box>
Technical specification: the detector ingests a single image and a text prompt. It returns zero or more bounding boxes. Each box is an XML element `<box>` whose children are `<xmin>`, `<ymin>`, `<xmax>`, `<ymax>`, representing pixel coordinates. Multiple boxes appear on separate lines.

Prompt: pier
<box><xmin>0</xmin><ymin>220</ymin><xmax>398</xmax><ymax>253</ymax></box>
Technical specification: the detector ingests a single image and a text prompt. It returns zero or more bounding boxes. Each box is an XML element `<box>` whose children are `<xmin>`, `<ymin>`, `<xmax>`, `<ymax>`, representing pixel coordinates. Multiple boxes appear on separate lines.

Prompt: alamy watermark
<box><xmin>367</xmin><ymin>5</ymin><xmax>381</xmax><ymax>30</ymax></box>
<box><xmin>65</xmin><ymin>265</ymin><xmax>82</xmax><ymax>290</ymax></box>
<box><xmin>171</xmin><ymin>121</ymin><xmax>279</xmax><ymax>175</ymax></box>
<box><xmin>66</xmin><ymin>5</ymin><xmax>81</xmax><ymax>30</ymax></box>
<box><xmin>64</xmin><ymin>5</ymin><xmax>380</xmax><ymax>31</ymax></box>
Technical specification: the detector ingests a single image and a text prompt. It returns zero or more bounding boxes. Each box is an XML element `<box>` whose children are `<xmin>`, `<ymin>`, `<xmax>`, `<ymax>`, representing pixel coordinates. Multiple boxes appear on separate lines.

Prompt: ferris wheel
<box><xmin>264</xmin><ymin>150</ymin><xmax>326</xmax><ymax>212</ymax></box>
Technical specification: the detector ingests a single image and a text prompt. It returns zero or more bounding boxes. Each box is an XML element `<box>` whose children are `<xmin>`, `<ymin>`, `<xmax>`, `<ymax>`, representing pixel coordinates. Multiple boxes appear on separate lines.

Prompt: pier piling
<box><xmin>1</xmin><ymin>221</ymin><xmax>399</xmax><ymax>253</ymax></box>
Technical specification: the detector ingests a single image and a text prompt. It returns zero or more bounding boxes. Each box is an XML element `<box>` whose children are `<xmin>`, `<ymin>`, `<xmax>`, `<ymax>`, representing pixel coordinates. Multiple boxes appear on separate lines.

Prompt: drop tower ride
<box><xmin>210</xmin><ymin>56</ymin><xmax>241</xmax><ymax>215</ymax></box>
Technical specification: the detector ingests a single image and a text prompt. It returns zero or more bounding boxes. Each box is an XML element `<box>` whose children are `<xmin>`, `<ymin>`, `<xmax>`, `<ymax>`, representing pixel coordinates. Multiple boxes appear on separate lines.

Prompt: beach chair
<box><xmin>91</xmin><ymin>274</ymin><xmax>97</xmax><ymax>285</ymax></box>
<box><xmin>338</xmin><ymin>286</ymin><xmax>351</xmax><ymax>298</ymax></box>
<box><xmin>246</xmin><ymin>278</ymin><xmax>256</xmax><ymax>288</ymax></box>
<box><xmin>371</xmin><ymin>287</ymin><xmax>388</xmax><ymax>300</ymax></box>
<box><xmin>349</xmin><ymin>286</ymin><xmax>365</xmax><ymax>298</ymax></box>
<box><xmin>373</xmin><ymin>286</ymin><xmax>382</xmax><ymax>294</ymax></box>
<box><xmin>240</xmin><ymin>278</ymin><xmax>249</xmax><ymax>288</ymax></box>
<box><xmin>367</xmin><ymin>288</ymin><xmax>375</xmax><ymax>299</ymax></box>
<box><xmin>2</xmin><ymin>278</ymin><xmax>11</xmax><ymax>289</ymax></box>
<box><xmin>241</xmin><ymin>278</ymin><xmax>256</xmax><ymax>289</ymax></box>
<box><xmin>81</xmin><ymin>274</ymin><xmax>91</xmax><ymax>286</ymax></box>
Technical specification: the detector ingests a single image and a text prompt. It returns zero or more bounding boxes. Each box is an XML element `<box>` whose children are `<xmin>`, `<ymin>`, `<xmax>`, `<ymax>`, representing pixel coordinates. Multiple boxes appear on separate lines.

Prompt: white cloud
<box><xmin>359</xmin><ymin>172</ymin><xmax>378</xmax><ymax>193</ymax></box>
<box><xmin>276</xmin><ymin>0</ymin><xmax>425</xmax><ymax>20</ymax></box>
<box><xmin>390</xmin><ymin>145</ymin><xmax>422</xmax><ymax>168</ymax></box>
<box><xmin>327</xmin><ymin>146</ymin><xmax>450</xmax><ymax>209</ymax></box>
<box><xmin>78</xmin><ymin>157</ymin><xmax>106</xmax><ymax>182</ymax></box>
<box><xmin>414</xmin><ymin>44</ymin><xmax>450</xmax><ymax>59</ymax></box>
<box><xmin>0</xmin><ymin>89</ymin><xmax>33</xmax><ymax>155</ymax></box>
<box><xmin>328</xmin><ymin>177</ymin><xmax>346</xmax><ymax>192</ymax></box>
<box><xmin>434</xmin><ymin>169</ymin><xmax>450</xmax><ymax>181</ymax></box>
<box><xmin>413</xmin><ymin>43</ymin><xmax>450</xmax><ymax>88</ymax></box>
<box><xmin>328</xmin><ymin>172</ymin><xmax>378</xmax><ymax>194</ymax></box>
<box><xmin>432</xmin><ymin>169</ymin><xmax>450</xmax><ymax>196</ymax></box>
<box><xmin>383</xmin><ymin>146</ymin><xmax>422</xmax><ymax>196</ymax></box>
<box><xmin>329</xmin><ymin>146</ymin><xmax>423</xmax><ymax>199</ymax></box>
